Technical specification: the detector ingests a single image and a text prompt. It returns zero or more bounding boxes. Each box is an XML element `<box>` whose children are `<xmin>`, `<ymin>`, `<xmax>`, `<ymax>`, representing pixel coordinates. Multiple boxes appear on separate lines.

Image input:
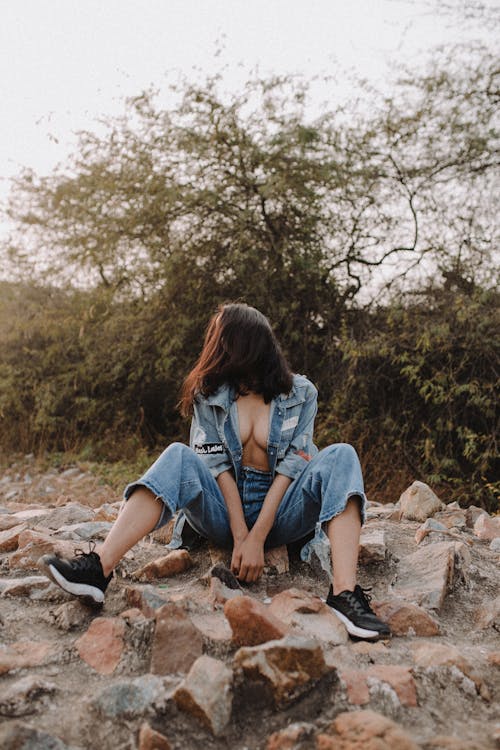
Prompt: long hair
<box><xmin>180</xmin><ymin>303</ymin><xmax>293</xmax><ymax>416</ymax></box>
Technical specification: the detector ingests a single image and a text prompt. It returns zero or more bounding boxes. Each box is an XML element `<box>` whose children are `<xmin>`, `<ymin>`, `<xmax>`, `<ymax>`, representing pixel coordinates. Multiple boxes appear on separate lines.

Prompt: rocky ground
<box><xmin>0</xmin><ymin>455</ymin><xmax>499</xmax><ymax>750</ymax></box>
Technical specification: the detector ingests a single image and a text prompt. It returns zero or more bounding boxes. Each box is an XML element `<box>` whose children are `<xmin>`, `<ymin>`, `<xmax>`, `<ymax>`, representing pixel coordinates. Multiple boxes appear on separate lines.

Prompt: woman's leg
<box><xmin>98</xmin><ymin>488</ymin><xmax>162</xmax><ymax>577</ymax></box>
<box><xmin>326</xmin><ymin>496</ymin><xmax>362</xmax><ymax>594</ymax></box>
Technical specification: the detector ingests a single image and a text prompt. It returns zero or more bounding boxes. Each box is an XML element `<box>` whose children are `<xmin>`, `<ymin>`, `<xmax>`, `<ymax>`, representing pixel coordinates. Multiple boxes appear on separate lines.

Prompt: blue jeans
<box><xmin>123</xmin><ymin>442</ymin><xmax>367</xmax><ymax>549</ymax></box>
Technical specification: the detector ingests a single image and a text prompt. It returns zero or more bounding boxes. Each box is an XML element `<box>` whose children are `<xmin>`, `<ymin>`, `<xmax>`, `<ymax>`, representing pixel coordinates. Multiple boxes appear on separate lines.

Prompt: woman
<box><xmin>42</xmin><ymin>303</ymin><xmax>390</xmax><ymax>640</ymax></box>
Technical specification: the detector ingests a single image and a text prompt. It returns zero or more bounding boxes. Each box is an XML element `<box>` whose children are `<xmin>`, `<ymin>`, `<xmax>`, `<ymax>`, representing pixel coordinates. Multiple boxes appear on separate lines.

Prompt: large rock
<box><xmin>224</xmin><ymin>596</ymin><xmax>288</xmax><ymax>646</ymax></box>
<box><xmin>399</xmin><ymin>481</ymin><xmax>444</xmax><ymax>522</ymax></box>
<box><xmin>43</xmin><ymin>502</ymin><xmax>95</xmax><ymax>529</ymax></box>
<box><xmin>268</xmin><ymin>588</ymin><xmax>323</xmax><ymax>619</ymax></box>
<box><xmin>411</xmin><ymin>641</ymin><xmax>483</xmax><ymax>692</ymax></box>
<box><xmin>92</xmin><ymin>675</ymin><xmax>166</xmax><ymax>719</ymax></box>
<box><xmin>268</xmin><ymin>588</ymin><xmax>347</xmax><ymax>646</ymax></box>
<box><xmin>0</xmin><ymin>523</ymin><xmax>27</xmax><ymax>552</ymax></box>
<box><xmin>150</xmin><ymin>603</ymin><xmax>203</xmax><ymax>675</ymax></box>
<box><xmin>173</xmin><ymin>655</ymin><xmax>233</xmax><ymax>736</ymax></box>
<box><xmin>233</xmin><ymin>635</ymin><xmax>331</xmax><ymax>708</ymax></box>
<box><xmin>391</xmin><ymin>541</ymin><xmax>455</xmax><ymax>610</ymax></box>
<box><xmin>341</xmin><ymin>665</ymin><xmax>417</xmax><ymax>707</ymax></box>
<box><xmin>10</xmin><ymin>529</ymin><xmax>75</xmax><ymax>570</ymax></box>
<box><xmin>475</xmin><ymin>595</ymin><xmax>500</xmax><ymax>630</ymax></box>
<box><xmin>75</xmin><ymin>617</ymin><xmax>125</xmax><ymax>674</ymax></box>
<box><xmin>372</xmin><ymin>598</ymin><xmax>440</xmax><ymax>636</ymax></box>
<box><xmin>316</xmin><ymin>709</ymin><xmax>419</xmax><ymax>749</ymax></box>
<box><xmin>131</xmin><ymin>550</ymin><xmax>194</xmax><ymax>581</ymax></box>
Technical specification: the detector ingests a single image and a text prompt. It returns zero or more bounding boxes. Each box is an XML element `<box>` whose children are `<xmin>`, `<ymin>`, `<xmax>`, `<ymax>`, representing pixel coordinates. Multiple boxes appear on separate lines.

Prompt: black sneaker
<box><xmin>326</xmin><ymin>584</ymin><xmax>391</xmax><ymax>640</ymax></box>
<box><xmin>40</xmin><ymin>543</ymin><xmax>112</xmax><ymax>604</ymax></box>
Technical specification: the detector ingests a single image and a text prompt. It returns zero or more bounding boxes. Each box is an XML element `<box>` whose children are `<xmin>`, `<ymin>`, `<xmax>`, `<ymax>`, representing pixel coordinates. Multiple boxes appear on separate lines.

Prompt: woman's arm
<box><xmin>216</xmin><ymin>470</ymin><xmax>248</xmax><ymax>544</ymax></box>
<box><xmin>233</xmin><ymin>473</ymin><xmax>292</xmax><ymax>582</ymax></box>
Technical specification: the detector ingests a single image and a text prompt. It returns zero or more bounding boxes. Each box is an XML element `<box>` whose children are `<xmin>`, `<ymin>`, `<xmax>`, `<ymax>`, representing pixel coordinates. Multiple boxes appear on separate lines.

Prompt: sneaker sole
<box><xmin>328</xmin><ymin>605</ymin><xmax>390</xmax><ymax>640</ymax></box>
<box><xmin>46</xmin><ymin>563</ymin><xmax>105</xmax><ymax>604</ymax></box>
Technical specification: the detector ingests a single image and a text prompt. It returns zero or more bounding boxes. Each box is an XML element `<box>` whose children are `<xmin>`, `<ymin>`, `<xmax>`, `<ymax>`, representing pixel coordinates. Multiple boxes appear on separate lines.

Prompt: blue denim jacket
<box><xmin>189</xmin><ymin>373</ymin><xmax>318</xmax><ymax>482</ymax></box>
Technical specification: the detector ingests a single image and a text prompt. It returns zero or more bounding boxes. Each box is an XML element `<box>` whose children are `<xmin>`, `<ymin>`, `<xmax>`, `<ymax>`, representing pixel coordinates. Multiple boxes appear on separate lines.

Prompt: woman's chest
<box><xmin>235</xmin><ymin>395</ymin><xmax>271</xmax><ymax>450</ymax></box>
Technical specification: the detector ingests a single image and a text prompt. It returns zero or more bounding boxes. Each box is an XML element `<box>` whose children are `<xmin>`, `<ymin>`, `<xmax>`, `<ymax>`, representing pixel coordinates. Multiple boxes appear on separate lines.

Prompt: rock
<box><xmin>473</xmin><ymin>513</ymin><xmax>500</xmax><ymax>541</ymax></box>
<box><xmin>190</xmin><ymin>612</ymin><xmax>233</xmax><ymax>645</ymax></box>
<box><xmin>51</xmin><ymin>600</ymin><xmax>89</xmax><ymax>630</ymax></box>
<box><xmin>233</xmin><ymin>635</ymin><xmax>330</xmax><ymax>708</ymax></box>
<box><xmin>341</xmin><ymin>665</ymin><xmax>417</xmax><ymax>706</ymax></box>
<box><xmin>415</xmin><ymin>517</ymin><xmax>449</xmax><ymax>544</ymax></box>
<box><xmin>0</xmin><ymin>722</ymin><xmax>73</xmax><ymax>749</ymax></box>
<box><xmin>436</xmin><ymin>508</ymin><xmax>467</xmax><ymax>530</ymax></box>
<box><xmin>0</xmin><ymin>675</ymin><xmax>57</xmax><ymax>716</ymax></box>
<box><xmin>209</xmin><ymin>562</ymin><xmax>242</xmax><ymax>589</ymax></box>
<box><xmin>359</xmin><ymin>527</ymin><xmax>386</xmax><ymax>563</ymax></box>
<box><xmin>56</xmin><ymin>521</ymin><xmax>112</xmax><ymax>540</ymax></box>
<box><xmin>411</xmin><ymin>642</ymin><xmax>482</xmax><ymax>691</ymax></box>
<box><xmin>399</xmin><ymin>481</ymin><xmax>444</xmax><ymax>522</ymax></box>
<box><xmin>288</xmin><ymin>609</ymin><xmax>348</xmax><ymax>646</ymax></box>
<box><xmin>173</xmin><ymin>655</ymin><xmax>233</xmax><ymax>736</ymax></box>
<box><xmin>465</xmin><ymin>506</ymin><xmax>486</xmax><ymax>528</ymax></box>
<box><xmin>391</xmin><ymin>541</ymin><xmax>455</xmax><ymax>610</ymax></box>
<box><xmin>487</xmin><ymin>651</ymin><xmax>500</xmax><ymax>667</ymax></box>
<box><xmin>224</xmin><ymin>596</ymin><xmax>288</xmax><ymax>646</ymax></box>
<box><xmin>43</xmin><ymin>502</ymin><xmax>95</xmax><ymax>529</ymax></box>
<box><xmin>490</xmin><ymin>537</ymin><xmax>500</xmax><ymax>552</ymax></box>
<box><xmin>264</xmin><ymin>545</ymin><xmax>289</xmax><ymax>574</ymax></box>
<box><xmin>317</xmin><ymin>709</ymin><xmax>419</xmax><ymax>749</ymax></box>
<box><xmin>268</xmin><ymin>588</ymin><xmax>324</xmax><ymax>619</ymax></box>
<box><xmin>138</xmin><ymin>722</ymin><xmax>172</xmax><ymax>750</ymax></box>
<box><xmin>94</xmin><ymin>502</ymin><xmax>120</xmax><ymax>523</ymax></box>
<box><xmin>92</xmin><ymin>674</ymin><xmax>166</xmax><ymax>719</ymax></box>
<box><xmin>125</xmin><ymin>584</ymin><xmax>171</xmax><ymax>616</ymax></box>
<box><xmin>266</xmin><ymin>722</ymin><xmax>315</xmax><ymax>749</ymax></box>
<box><xmin>0</xmin><ymin>640</ymin><xmax>56</xmax><ymax>675</ymax></box>
<box><xmin>426</xmin><ymin>735</ymin><xmax>491</xmax><ymax>749</ymax></box>
<box><xmin>150</xmin><ymin>603</ymin><xmax>203</xmax><ymax>675</ymax></box>
<box><xmin>372</xmin><ymin>598</ymin><xmax>440</xmax><ymax>636</ymax></box>
<box><xmin>0</xmin><ymin>523</ymin><xmax>27</xmax><ymax>552</ymax></box>
<box><xmin>75</xmin><ymin>617</ymin><xmax>125</xmax><ymax>674</ymax></box>
<box><xmin>208</xmin><ymin>576</ymin><xmax>243</xmax><ymax>605</ymax></box>
<box><xmin>0</xmin><ymin>575</ymin><xmax>52</xmax><ymax>598</ymax></box>
<box><xmin>131</xmin><ymin>549</ymin><xmax>194</xmax><ymax>581</ymax></box>
<box><xmin>475</xmin><ymin>596</ymin><xmax>500</xmax><ymax>630</ymax></box>
<box><xmin>9</xmin><ymin>529</ymin><xmax>75</xmax><ymax>570</ymax></box>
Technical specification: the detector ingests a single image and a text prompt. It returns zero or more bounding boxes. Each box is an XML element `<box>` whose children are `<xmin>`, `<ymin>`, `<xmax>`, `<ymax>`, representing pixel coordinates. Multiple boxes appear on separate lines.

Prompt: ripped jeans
<box><xmin>123</xmin><ymin>442</ymin><xmax>367</xmax><ymax>550</ymax></box>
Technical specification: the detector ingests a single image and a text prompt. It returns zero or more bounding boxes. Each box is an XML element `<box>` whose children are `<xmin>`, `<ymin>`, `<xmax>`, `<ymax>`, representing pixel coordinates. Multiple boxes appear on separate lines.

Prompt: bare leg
<box><xmin>326</xmin><ymin>496</ymin><xmax>362</xmax><ymax>595</ymax></box>
<box><xmin>97</xmin><ymin>488</ymin><xmax>162</xmax><ymax>576</ymax></box>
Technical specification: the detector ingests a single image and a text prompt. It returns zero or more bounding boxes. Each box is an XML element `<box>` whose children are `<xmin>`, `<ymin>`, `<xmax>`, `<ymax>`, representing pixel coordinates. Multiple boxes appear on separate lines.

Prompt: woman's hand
<box><xmin>231</xmin><ymin>533</ymin><xmax>265</xmax><ymax>583</ymax></box>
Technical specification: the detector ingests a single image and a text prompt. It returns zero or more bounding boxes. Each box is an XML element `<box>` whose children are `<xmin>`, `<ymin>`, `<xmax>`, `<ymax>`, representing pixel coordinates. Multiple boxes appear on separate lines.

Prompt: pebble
<box><xmin>132</xmin><ymin>549</ymin><xmax>194</xmax><ymax>581</ymax></box>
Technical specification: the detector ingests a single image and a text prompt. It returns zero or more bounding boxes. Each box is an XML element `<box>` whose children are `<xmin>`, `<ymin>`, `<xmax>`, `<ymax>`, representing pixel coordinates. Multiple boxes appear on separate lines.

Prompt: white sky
<box><xmin>0</xmin><ymin>0</ymin><xmax>496</xmax><ymax>242</ymax></box>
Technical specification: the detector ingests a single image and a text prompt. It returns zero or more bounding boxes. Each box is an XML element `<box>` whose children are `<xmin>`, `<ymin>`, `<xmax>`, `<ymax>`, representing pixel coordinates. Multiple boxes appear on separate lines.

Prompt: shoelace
<box><xmin>71</xmin><ymin>541</ymin><xmax>101</xmax><ymax>571</ymax></box>
<box><xmin>342</xmin><ymin>586</ymin><xmax>374</xmax><ymax>615</ymax></box>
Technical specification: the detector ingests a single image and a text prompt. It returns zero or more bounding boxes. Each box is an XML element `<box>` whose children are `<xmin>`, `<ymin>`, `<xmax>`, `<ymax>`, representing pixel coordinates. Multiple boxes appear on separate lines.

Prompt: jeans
<box><xmin>123</xmin><ymin>442</ymin><xmax>367</xmax><ymax>549</ymax></box>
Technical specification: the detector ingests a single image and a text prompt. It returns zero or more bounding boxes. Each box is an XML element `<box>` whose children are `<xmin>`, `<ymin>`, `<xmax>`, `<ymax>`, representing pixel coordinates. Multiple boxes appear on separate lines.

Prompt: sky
<box><xmin>0</xmin><ymin>0</ymin><xmax>497</xmax><ymax>242</ymax></box>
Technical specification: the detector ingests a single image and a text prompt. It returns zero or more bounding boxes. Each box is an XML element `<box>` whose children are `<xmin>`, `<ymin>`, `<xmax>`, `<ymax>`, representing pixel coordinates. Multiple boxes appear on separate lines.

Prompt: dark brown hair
<box><xmin>180</xmin><ymin>303</ymin><xmax>293</xmax><ymax>415</ymax></box>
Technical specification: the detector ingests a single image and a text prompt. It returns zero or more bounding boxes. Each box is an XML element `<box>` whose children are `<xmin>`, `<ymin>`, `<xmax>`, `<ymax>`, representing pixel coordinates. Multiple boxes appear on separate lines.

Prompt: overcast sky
<box><xmin>0</xmin><ymin>0</ymin><xmax>496</xmax><ymax>241</ymax></box>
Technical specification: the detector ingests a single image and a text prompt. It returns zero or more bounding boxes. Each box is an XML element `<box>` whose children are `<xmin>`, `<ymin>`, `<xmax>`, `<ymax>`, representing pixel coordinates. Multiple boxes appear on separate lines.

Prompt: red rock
<box><xmin>190</xmin><ymin>612</ymin><xmax>233</xmax><ymax>644</ymax></box>
<box><xmin>317</xmin><ymin>709</ymin><xmax>419</xmax><ymax>749</ymax></box>
<box><xmin>0</xmin><ymin>523</ymin><xmax>27</xmax><ymax>552</ymax></box>
<box><xmin>268</xmin><ymin>588</ymin><xmax>323</xmax><ymax>620</ymax></box>
<box><xmin>0</xmin><ymin>640</ymin><xmax>55</xmax><ymax>675</ymax></box>
<box><xmin>411</xmin><ymin>642</ymin><xmax>482</xmax><ymax>691</ymax></box>
<box><xmin>233</xmin><ymin>635</ymin><xmax>330</xmax><ymax>708</ymax></box>
<box><xmin>138</xmin><ymin>722</ymin><xmax>172</xmax><ymax>750</ymax></box>
<box><xmin>208</xmin><ymin>576</ymin><xmax>243</xmax><ymax>605</ymax></box>
<box><xmin>264</xmin><ymin>545</ymin><xmax>289</xmax><ymax>574</ymax></box>
<box><xmin>224</xmin><ymin>596</ymin><xmax>288</xmax><ymax>646</ymax></box>
<box><xmin>173</xmin><ymin>655</ymin><xmax>232</xmax><ymax>736</ymax></box>
<box><xmin>372</xmin><ymin>598</ymin><xmax>440</xmax><ymax>636</ymax></box>
<box><xmin>473</xmin><ymin>513</ymin><xmax>500</xmax><ymax>541</ymax></box>
<box><xmin>266</xmin><ymin>722</ymin><xmax>315</xmax><ymax>749</ymax></box>
<box><xmin>341</xmin><ymin>665</ymin><xmax>417</xmax><ymax>707</ymax></box>
<box><xmin>131</xmin><ymin>550</ymin><xmax>194</xmax><ymax>581</ymax></box>
<box><xmin>75</xmin><ymin>617</ymin><xmax>125</xmax><ymax>675</ymax></box>
<box><xmin>10</xmin><ymin>530</ymin><xmax>75</xmax><ymax>571</ymax></box>
<box><xmin>150</xmin><ymin>603</ymin><xmax>203</xmax><ymax>675</ymax></box>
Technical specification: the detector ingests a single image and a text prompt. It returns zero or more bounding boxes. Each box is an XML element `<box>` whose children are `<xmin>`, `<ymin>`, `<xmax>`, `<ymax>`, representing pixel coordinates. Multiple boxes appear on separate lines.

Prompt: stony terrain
<box><xmin>0</xmin><ymin>455</ymin><xmax>499</xmax><ymax>750</ymax></box>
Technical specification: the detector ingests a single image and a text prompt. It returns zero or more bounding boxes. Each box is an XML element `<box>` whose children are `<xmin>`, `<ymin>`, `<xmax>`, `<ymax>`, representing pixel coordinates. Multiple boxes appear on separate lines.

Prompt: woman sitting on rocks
<box><xmin>42</xmin><ymin>303</ymin><xmax>390</xmax><ymax>641</ymax></box>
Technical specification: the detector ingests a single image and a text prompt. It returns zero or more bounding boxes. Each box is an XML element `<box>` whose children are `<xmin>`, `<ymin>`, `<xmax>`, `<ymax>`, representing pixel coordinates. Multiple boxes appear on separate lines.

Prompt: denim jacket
<box><xmin>189</xmin><ymin>373</ymin><xmax>318</xmax><ymax>482</ymax></box>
